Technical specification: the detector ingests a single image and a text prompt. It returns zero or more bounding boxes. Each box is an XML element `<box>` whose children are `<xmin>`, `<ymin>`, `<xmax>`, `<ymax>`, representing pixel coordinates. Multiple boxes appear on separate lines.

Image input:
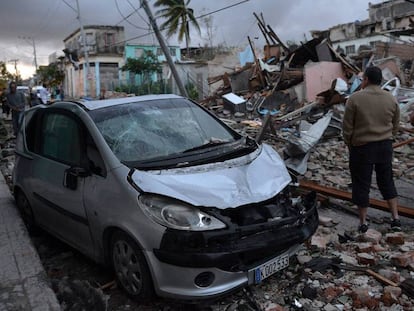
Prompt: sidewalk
<box><xmin>0</xmin><ymin>173</ymin><xmax>61</xmax><ymax>310</ymax></box>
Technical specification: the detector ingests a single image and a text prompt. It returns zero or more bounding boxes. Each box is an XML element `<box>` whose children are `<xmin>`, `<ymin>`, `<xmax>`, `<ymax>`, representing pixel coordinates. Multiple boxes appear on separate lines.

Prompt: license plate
<box><xmin>253</xmin><ymin>254</ymin><xmax>289</xmax><ymax>284</ymax></box>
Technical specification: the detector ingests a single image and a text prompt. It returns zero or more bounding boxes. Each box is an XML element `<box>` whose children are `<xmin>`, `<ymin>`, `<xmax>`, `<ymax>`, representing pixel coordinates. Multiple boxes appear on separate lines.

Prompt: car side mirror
<box><xmin>63</xmin><ymin>166</ymin><xmax>91</xmax><ymax>190</ymax></box>
<box><xmin>86</xmin><ymin>145</ymin><xmax>106</xmax><ymax>177</ymax></box>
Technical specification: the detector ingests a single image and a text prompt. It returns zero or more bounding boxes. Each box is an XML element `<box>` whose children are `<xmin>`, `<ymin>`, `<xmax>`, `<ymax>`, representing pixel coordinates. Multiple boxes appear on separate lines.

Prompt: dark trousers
<box><xmin>349</xmin><ymin>140</ymin><xmax>398</xmax><ymax>207</ymax></box>
<box><xmin>11</xmin><ymin>110</ymin><xmax>24</xmax><ymax>136</ymax></box>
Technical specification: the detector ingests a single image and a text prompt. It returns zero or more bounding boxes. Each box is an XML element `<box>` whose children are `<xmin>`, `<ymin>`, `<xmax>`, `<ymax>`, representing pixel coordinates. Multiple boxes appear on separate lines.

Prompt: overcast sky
<box><xmin>0</xmin><ymin>0</ymin><xmax>383</xmax><ymax>79</ymax></box>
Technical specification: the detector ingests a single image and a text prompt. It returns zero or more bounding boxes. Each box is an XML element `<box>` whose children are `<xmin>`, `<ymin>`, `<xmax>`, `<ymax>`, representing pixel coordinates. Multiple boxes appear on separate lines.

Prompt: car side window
<box><xmin>25</xmin><ymin>111</ymin><xmax>40</xmax><ymax>153</ymax></box>
<box><xmin>40</xmin><ymin>113</ymin><xmax>82</xmax><ymax>166</ymax></box>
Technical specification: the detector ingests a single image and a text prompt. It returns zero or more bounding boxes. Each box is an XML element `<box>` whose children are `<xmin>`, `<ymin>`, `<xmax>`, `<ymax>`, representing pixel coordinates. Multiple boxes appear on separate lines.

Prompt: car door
<box><xmin>31</xmin><ymin>109</ymin><xmax>94</xmax><ymax>255</ymax></box>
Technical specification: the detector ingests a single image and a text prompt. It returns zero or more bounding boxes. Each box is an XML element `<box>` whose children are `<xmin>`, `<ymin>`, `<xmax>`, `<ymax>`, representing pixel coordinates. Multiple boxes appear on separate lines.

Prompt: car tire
<box><xmin>15</xmin><ymin>191</ymin><xmax>38</xmax><ymax>235</ymax></box>
<box><xmin>110</xmin><ymin>231</ymin><xmax>154</xmax><ymax>300</ymax></box>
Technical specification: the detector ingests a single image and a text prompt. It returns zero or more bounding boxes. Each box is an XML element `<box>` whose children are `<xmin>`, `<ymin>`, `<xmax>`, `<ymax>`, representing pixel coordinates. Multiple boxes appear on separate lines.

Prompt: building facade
<box><xmin>63</xmin><ymin>25</ymin><xmax>125</xmax><ymax>98</ymax></box>
<box><xmin>123</xmin><ymin>44</ymin><xmax>209</xmax><ymax>99</ymax></box>
<box><xmin>318</xmin><ymin>0</ymin><xmax>414</xmax><ymax>56</ymax></box>
<box><xmin>123</xmin><ymin>44</ymin><xmax>181</xmax><ymax>86</ymax></box>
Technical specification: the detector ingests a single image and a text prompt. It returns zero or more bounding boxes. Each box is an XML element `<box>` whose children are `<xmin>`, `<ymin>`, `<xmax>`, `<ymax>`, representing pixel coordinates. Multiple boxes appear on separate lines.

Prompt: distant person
<box><xmin>6</xmin><ymin>81</ymin><xmax>26</xmax><ymax>136</ymax></box>
<box><xmin>39</xmin><ymin>83</ymin><xmax>49</xmax><ymax>104</ymax></box>
<box><xmin>99</xmin><ymin>88</ymin><xmax>106</xmax><ymax>100</ymax></box>
<box><xmin>1</xmin><ymin>87</ymin><xmax>10</xmax><ymax>118</ymax></box>
<box><xmin>29</xmin><ymin>88</ymin><xmax>40</xmax><ymax>107</ymax></box>
<box><xmin>342</xmin><ymin>66</ymin><xmax>401</xmax><ymax>233</ymax></box>
<box><xmin>55</xmin><ymin>88</ymin><xmax>61</xmax><ymax>101</ymax></box>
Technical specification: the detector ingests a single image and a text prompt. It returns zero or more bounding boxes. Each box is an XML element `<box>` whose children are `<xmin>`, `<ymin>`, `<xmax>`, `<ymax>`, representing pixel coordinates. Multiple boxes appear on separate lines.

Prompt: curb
<box><xmin>0</xmin><ymin>172</ymin><xmax>61</xmax><ymax>310</ymax></box>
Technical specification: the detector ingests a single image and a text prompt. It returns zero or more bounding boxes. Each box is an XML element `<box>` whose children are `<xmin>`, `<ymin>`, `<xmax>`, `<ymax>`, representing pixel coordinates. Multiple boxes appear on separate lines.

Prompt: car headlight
<box><xmin>138</xmin><ymin>194</ymin><xmax>226</xmax><ymax>231</ymax></box>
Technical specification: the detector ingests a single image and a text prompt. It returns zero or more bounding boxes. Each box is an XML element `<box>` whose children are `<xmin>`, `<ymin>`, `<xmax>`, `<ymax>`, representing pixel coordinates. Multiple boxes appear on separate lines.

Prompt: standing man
<box><xmin>39</xmin><ymin>83</ymin><xmax>49</xmax><ymax>104</ymax></box>
<box><xmin>342</xmin><ymin>66</ymin><xmax>401</xmax><ymax>233</ymax></box>
<box><xmin>6</xmin><ymin>81</ymin><xmax>26</xmax><ymax>137</ymax></box>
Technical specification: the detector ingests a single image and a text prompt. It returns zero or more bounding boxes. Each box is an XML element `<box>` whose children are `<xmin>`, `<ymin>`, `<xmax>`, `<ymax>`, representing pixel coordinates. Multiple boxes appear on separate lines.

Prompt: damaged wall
<box><xmin>375</xmin><ymin>42</ymin><xmax>414</xmax><ymax>61</ymax></box>
<box><xmin>304</xmin><ymin>62</ymin><xmax>346</xmax><ymax>103</ymax></box>
<box><xmin>207</xmin><ymin>48</ymin><xmax>244</xmax><ymax>96</ymax></box>
<box><xmin>368</xmin><ymin>0</ymin><xmax>414</xmax><ymax>22</ymax></box>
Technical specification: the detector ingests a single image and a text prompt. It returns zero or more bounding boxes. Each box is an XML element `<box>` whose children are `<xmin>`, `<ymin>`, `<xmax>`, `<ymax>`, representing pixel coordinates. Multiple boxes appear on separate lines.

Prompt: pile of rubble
<box><xmin>200</xmin><ymin>13</ymin><xmax>414</xmax><ymax>211</ymax></box>
<box><xmin>229</xmin><ymin>211</ymin><xmax>414</xmax><ymax>311</ymax></box>
<box><xmin>1</xmin><ymin>17</ymin><xmax>414</xmax><ymax>306</ymax></box>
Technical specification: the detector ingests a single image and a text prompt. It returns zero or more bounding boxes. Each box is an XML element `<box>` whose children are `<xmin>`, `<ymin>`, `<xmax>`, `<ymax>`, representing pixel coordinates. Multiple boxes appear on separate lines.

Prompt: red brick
<box><xmin>372</xmin><ymin>244</ymin><xmax>388</xmax><ymax>253</ymax></box>
<box><xmin>357</xmin><ymin>242</ymin><xmax>373</xmax><ymax>253</ymax></box>
<box><xmin>357</xmin><ymin>252</ymin><xmax>377</xmax><ymax>265</ymax></box>
<box><xmin>386</xmin><ymin>233</ymin><xmax>405</xmax><ymax>245</ymax></box>
<box><xmin>382</xmin><ymin>291</ymin><xmax>398</xmax><ymax>307</ymax></box>
<box><xmin>322</xmin><ymin>286</ymin><xmax>342</xmax><ymax>303</ymax></box>
<box><xmin>351</xmin><ymin>287</ymin><xmax>379</xmax><ymax>309</ymax></box>
<box><xmin>391</xmin><ymin>251</ymin><xmax>414</xmax><ymax>268</ymax></box>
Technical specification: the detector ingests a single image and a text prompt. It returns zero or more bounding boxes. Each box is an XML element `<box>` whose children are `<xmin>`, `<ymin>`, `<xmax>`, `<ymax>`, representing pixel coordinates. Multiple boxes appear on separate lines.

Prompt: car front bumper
<box><xmin>146</xmin><ymin>243</ymin><xmax>302</xmax><ymax>300</ymax></box>
<box><xmin>148</xmin><ymin>194</ymin><xmax>318</xmax><ymax>299</ymax></box>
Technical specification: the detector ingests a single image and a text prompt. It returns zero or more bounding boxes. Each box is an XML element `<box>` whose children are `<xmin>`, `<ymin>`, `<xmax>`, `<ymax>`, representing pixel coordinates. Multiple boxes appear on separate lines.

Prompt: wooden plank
<box><xmin>255</xmin><ymin>113</ymin><xmax>272</xmax><ymax>143</ymax></box>
<box><xmin>274</xmin><ymin>101</ymin><xmax>318</xmax><ymax>121</ymax></box>
<box><xmin>299</xmin><ymin>179</ymin><xmax>414</xmax><ymax>218</ymax></box>
<box><xmin>393</xmin><ymin>137</ymin><xmax>414</xmax><ymax>148</ymax></box>
<box><xmin>248</xmin><ymin>36</ymin><xmax>265</xmax><ymax>88</ymax></box>
<box><xmin>366</xmin><ymin>269</ymin><xmax>399</xmax><ymax>287</ymax></box>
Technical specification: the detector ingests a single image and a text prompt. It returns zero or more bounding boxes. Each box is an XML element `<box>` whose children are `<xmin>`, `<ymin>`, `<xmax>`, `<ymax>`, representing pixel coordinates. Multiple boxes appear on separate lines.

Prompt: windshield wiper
<box><xmin>182</xmin><ymin>139</ymin><xmax>229</xmax><ymax>153</ymax></box>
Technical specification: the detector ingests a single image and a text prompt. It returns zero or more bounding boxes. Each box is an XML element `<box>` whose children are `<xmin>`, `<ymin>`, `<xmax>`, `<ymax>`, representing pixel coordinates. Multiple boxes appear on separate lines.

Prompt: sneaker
<box><xmin>358</xmin><ymin>223</ymin><xmax>369</xmax><ymax>233</ymax></box>
<box><xmin>390</xmin><ymin>219</ymin><xmax>401</xmax><ymax>232</ymax></box>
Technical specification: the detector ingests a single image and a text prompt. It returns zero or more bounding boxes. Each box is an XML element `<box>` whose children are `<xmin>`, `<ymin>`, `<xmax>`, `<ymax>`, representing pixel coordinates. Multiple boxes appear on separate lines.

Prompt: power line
<box><xmin>195</xmin><ymin>0</ymin><xmax>250</xmax><ymax>20</ymax></box>
<box><xmin>114</xmin><ymin>0</ymin><xmax>148</xmax><ymax>30</ymax></box>
<box><xmin>111</xmin><ymin>0</ymin><xmax>250</xmax><ymax>47</ymax></box>
<box><xmin>62</xmin><ymin>0</ymin><xmax>77</xmax><ymax>13</ymax></box>
<box><xmin>126</xmin><ymin>0</ymin><xmax>150</xmax><ymax>27</ymax></box>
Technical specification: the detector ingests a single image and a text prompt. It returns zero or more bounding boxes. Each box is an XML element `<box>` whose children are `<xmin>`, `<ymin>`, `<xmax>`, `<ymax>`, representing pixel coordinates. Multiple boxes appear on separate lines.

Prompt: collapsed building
<box><xmin>200</xmin><ymin>6</ymin><xmax>414</xmax><ymax>217</ymax></box>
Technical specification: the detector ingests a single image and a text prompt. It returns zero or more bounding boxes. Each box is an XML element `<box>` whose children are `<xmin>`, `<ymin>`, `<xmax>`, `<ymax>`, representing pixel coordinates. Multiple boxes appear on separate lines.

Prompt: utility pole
<box><xmin>31</xmin><ymin>37</ymin><xmax>38</xmax><ymax>71</ymax></box>
<box><xmin>9</xmin><ymin>59</ymin><xmax>19</xmax><ymax>79</ymax></box>
<box><xmin>18</xmin><ymin>36</ymin><xmax>38</xmax><ymax>70</ymax></box>
<box><xmin>75</xmin><ymin>0</ymin><xmax>90</xmax><ymax>97</ymax></box>
<box><xmin>19</xmin><ymin>36</ymin><xmax>38</xmax><ymax>83</ymax></box>
<box><xmin>140</xmin><ymin>0</ymin><xmax>188</xmax><ymax>97</ymax></box>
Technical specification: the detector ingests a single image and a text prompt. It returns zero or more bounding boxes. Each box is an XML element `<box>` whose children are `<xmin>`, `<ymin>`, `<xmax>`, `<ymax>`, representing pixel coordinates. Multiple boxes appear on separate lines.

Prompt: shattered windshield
<box><xmin>88</xmin><ymin>98</ymin><xmax>239</xmax><ymax>162</ymax></box>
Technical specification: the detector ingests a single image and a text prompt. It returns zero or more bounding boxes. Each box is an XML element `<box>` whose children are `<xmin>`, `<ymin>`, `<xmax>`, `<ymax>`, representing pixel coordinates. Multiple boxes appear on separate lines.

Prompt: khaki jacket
<box><xmin>342</xmin><ymin>85</ymin><xmax>400</xmax><ymax>146</ymax></box>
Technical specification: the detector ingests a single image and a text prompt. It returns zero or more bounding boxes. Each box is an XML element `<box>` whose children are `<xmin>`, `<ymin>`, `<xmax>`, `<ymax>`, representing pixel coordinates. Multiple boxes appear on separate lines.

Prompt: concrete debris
<box><xmin>200</xmin><ymin>13</ymin><xmax>414</xmax><ymax>224</ymax></box>
<box><xmin>1</xmin><ymin>12</ymin><xmax>414</xmax><ymax>307</ymax></box>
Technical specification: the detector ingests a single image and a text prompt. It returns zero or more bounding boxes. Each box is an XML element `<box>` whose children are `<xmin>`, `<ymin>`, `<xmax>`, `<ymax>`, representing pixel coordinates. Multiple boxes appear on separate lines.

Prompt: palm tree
<box><xmin>154</xmin><ymin>0</ymin><xmax>200</xmax><ymax>58</ymax></box>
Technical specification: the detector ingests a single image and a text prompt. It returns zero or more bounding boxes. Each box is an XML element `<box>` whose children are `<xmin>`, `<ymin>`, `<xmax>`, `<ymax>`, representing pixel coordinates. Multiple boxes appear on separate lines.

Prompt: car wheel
<box><xmin>110</xmin><ymin>231</ymin><xmax>154</xmax><ymax>300</ymax></box>
<box><xmin>15</xmin><ymin>191</ymin><xmax>38</xmax><ymax>234</ymax></box>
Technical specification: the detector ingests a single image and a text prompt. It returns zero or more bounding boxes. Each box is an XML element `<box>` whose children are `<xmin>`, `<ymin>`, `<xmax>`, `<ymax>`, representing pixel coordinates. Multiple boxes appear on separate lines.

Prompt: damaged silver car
<box><xmin>13</xmin><ymin>94</ymin><xmax>318</xmax><ymax>300</ymax></box>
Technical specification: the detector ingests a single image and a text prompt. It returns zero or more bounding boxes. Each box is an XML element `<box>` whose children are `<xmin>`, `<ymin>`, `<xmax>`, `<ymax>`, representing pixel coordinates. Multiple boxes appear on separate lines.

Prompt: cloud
<box><xmin>0</xmin><ymin>0</ymin><xmax>381</xmax><ymax>79</ymax></box>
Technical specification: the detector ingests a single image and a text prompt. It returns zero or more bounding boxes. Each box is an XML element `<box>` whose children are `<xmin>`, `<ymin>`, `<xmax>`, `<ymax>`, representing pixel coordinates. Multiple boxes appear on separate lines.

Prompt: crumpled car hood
<box><xmin>131</xmin><ymin>144</ymin><xmax>291</xmax><ymax>209</ymax></box>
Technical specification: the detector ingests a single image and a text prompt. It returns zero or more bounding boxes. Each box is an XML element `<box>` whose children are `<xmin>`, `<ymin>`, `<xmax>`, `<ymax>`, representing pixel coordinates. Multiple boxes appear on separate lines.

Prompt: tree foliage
<box><xmin>37</xmin><ymin>63</ymin><xmax>65</xmax><ymax>87</ymax></box>
<box><xmin>121</xmin><ymin>51</ymin><xmax>162</xmax><ymax>77</ymax></box>
<box><xmin>154</xmin><ymin>0</ymin><xmax>200</xmax><ymax>55</ymax></box>
<box><xmin>0</xmin><ymin>62</ymin><xmax>15</xmax><ymax>88</ymax></box>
